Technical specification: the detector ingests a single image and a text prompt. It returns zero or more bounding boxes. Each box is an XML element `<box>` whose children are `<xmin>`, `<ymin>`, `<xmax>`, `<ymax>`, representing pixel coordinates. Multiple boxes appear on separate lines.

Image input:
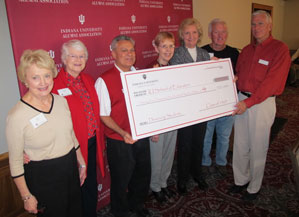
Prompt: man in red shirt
<box><xmin>229</xmin><ymin>10</ymin><xmax>291</xmax><ymax>201</ymax></box>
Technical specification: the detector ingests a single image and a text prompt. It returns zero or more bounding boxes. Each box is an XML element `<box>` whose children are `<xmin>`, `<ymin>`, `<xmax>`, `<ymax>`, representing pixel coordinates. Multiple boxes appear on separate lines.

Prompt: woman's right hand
<box><xmin>24</xmin><ymin>195</ymin><xmax>38</xmax><ymax>214</ymax></box>
<box><xmin>23</xmin><ymin>152</ymin><xmax>30</xmax><ymax>164</ymax></box>
<box><xmin>211</xmin><ymin>56</ymin><xmax>219</xmax><ymax>60</ymax></box>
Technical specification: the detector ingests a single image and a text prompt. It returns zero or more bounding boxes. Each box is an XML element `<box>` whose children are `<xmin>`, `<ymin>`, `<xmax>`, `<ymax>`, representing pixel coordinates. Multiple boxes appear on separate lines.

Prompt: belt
<box><xmin>239</xmin><ymin>91</ymin><xmax>275</xmax><ymax>98</ymax></box>
<box><xmin>240</xmin><ymin>91</ymin><xmax>251</xmax><ymax>98</ymax></box>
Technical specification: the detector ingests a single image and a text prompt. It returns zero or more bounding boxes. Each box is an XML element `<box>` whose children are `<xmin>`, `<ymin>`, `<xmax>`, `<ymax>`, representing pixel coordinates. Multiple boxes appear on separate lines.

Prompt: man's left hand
<box><xmin>232</xmin><ymin>100</ymin><xmax>247</xmax><ymax>115</ymax></box>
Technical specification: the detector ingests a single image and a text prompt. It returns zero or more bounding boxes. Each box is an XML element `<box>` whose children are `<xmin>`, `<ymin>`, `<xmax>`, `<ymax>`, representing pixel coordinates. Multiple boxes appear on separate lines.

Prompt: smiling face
<box><xmin>155</xmin><ymin>38</ymin><xmax>175</xmax><ymax>65</ymax></box>
<box><xmin>64</xmin><ymin>47</ymin><xmax>87</xmax><ymax>77</ymax></box>
<box><xmin>251</xmin><ymin>13</ymin><xmax>272</xmax><ymax>44</ymax></box>
<box><xmin>182</xmin><ymin>24</ymin><xmax>199</xmax><ymax>49</ymax></box>
<box><xmin>25</xmin><ymin>64</ymin><xmax>54</xmax><ymax>99</ymax></box>
<box><xmin>112</xmin><ymin>40</ymin><xmax>136</xmax><ymax>72</ymax></box>
<box><xmin>210</xmin><ymin>22</ymin><xmax>228</xmax><ymax>50</ymax></box>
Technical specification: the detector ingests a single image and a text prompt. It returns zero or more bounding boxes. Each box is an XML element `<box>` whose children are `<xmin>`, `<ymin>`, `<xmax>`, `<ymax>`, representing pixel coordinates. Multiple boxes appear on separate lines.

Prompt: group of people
<box><xmin>6</xmin><ymin>9</ymin><xmax>291</xmax><ymax>217</ymax></box>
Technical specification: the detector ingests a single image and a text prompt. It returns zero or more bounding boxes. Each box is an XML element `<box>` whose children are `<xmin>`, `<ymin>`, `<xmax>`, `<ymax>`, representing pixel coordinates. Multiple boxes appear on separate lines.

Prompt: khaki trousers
<box><xmin>233</xmin><ymin>93</ymin><xmax>276</xmax><ymax>194</ymax></box>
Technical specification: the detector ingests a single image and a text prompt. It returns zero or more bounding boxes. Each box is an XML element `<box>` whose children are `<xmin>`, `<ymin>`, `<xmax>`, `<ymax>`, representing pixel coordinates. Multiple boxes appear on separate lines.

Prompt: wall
<box><xmin>283</xmin><ymin>0</ymin><xmax>299</xmax><ymax>49</ymax></box>
<box><xmin>0</xmin><ymin>0</ymin><xmax>19</xmax><ymax>154</ymax></box>
<box><xmin>193</xmin><ymin>0</ymin><xmax>287</xmax><ymax>50</ymax></box>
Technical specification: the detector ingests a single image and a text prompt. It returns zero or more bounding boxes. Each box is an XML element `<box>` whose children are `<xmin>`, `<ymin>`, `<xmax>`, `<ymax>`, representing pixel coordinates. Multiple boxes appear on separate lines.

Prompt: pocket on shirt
<box><xmin>255</xmin><ymin>63</ymin><xmax>269</xmax><ymax>82</ymax></box>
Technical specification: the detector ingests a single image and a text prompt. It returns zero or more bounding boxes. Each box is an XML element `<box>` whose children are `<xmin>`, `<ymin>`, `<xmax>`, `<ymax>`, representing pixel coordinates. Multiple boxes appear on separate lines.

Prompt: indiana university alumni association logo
<box><xmin>79</xmin><ymin>14</ymin><xmax>85</xmax><ymax>25</ymax></box>
<box><xmin>98</xmin><ymin>184</ymin><xmax>102</xmax><ymax>192</ymax></box>
<box><xmin>48</xmin><ymin>50</ymin><xmax>55</xmax><ymax>59</ymax></box>
<box><xmin>131</xmin><ymin>15</ymin><xmax>136</xmax><ymax>24</ymax></box>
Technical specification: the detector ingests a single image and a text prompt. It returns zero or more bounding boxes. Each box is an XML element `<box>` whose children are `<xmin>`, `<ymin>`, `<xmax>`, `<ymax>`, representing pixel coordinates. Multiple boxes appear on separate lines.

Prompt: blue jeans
<box><xmin>202</xmin><ymin>115</ymin><xmax>235</xmax><ymax>166</ymax></box>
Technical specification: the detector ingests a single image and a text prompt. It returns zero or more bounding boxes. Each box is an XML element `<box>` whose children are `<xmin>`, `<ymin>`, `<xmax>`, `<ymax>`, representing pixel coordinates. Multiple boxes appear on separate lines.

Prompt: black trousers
<box><xmin>81</xmin><ymin>135</ymin><xmax>98</xmax><ymax>217</ymax></box>
<box><xmin>107</xmin><ymin>137</ymin><xmax>151</xmax><ymax>217</ymax></box>
<box><xmin>177</xmin><ymin>122</ymin><xmax>207</xmax><ymax>185</ymax></box>
<box><xmin>24</xmin><ymin>148</ymin><xmax>82</xmax><ymax>217</ymax></box>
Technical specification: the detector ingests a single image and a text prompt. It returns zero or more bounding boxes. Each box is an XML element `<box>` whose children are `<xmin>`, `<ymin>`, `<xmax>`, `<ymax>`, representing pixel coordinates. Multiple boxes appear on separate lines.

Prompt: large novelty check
<box><xmin>121</xmin><ymin>58</ymin><xmax>238</xmax><ymax>140</ymax></box>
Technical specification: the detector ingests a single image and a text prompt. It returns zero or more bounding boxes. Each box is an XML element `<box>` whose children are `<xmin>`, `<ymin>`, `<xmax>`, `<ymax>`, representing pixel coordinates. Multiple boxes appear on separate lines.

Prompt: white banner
<box><xmin>121</xmin><ymin>58</ymin><xmax>238</xmax><ymax>140</ymax></box>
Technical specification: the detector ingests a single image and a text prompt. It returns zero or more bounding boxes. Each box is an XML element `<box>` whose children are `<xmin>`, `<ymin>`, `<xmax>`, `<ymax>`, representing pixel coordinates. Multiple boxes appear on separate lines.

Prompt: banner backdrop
<box><xmin>5</xmin><ymin>0</ymin><xmax>192</xmax><ymax>209</ymax></box>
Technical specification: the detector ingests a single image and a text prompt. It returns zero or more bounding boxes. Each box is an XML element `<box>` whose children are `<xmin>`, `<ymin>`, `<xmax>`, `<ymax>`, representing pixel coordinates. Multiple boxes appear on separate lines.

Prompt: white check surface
<box><xmin>121</xmin><ymin>58</ymin><xmax>238</xmax><ymax>140</ymax></box>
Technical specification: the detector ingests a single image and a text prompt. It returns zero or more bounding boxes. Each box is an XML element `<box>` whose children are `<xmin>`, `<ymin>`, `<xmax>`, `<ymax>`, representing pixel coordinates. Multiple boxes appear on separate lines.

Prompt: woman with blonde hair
<box><xmin>6</xmin><ymin>49</ymin><xmax>85</xmax><ymax>216</ymax></box>
<box><xmin>170</xmin><ymin>18</ymin><xmax>210</xmax><ymax>195</ymax></box>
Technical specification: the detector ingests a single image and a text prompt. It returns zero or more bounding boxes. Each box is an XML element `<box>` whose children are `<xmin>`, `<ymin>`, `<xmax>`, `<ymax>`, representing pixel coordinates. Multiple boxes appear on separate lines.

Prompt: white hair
<box><xmin>208</xmin><ymin>18</ymin><xmax>227</xmax><ymax>35</ymax></box>
<box><xmin>61</xmin><ymin>39</ymin><xmax>88</xmax><ymax>63</ymax></box>
<box><xmin>252</xmin><ymin>10</ymin><xmax>272</xmax><ymax>24</ymax></box>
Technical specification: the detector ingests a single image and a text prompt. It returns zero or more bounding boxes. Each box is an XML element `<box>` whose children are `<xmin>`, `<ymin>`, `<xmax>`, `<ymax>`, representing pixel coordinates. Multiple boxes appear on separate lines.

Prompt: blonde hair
<box><xmin>153</xmin><ymin>32</ymin><xmax>175</xmax><ymax>47</ymax></box>
<box><xmin>178</xmin><ymin>18</ymin><xmax>203</xmax><ymax>46</ymax></box>
<box><xmin>17</xmin><ymin>49</ymin><xmax>58</xmax><ymax>84</ymax></box>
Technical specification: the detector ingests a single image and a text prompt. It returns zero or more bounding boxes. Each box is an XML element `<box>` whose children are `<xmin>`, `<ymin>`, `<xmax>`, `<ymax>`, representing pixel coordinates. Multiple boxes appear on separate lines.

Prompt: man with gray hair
<box><xmin>95</xmin><ymin>35</ymin><xmax>151</xmax><ymax>217</ymax></box>
<box><xmin>201</xmin><ymin>18</ymin><xmax>239</xmax><ymax>177</ymax></box>
<box><xmin>230</xmin><ymin>10</ymin><xmax>291</xmax><ymax>201</ymax></box>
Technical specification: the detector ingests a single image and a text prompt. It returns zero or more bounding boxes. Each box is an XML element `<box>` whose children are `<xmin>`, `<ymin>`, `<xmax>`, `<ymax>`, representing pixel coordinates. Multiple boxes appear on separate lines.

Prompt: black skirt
<box><xmin>24</xmin><ymin>148</ymin><xmax>82</xmax><ymax>217</ymax></box>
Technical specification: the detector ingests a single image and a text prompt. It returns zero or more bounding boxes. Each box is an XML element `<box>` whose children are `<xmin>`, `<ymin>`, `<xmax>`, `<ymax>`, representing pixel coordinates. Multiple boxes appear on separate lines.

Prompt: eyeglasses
<box><xmin>159</xmin><ymin>45</ymin><xmax>175</xmax><ymax>49</ymax></box>
<box><xmin>67</xmin><ymin>54</ymin><xmax>86</xmax><ymax>60</ymax></box>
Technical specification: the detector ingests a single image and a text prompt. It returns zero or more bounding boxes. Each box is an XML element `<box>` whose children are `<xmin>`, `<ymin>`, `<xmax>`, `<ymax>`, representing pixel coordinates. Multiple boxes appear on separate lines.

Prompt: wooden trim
<box><xmin>252</xmin><ymin>3</ymin><xmax>273</xmax><ymax>14</ymax></box>
<box><xmin>0</xmin><ymin>152</ymin><xmax>32</xmax><ymax>217</ymax></box>
<box><xmin>0</xmin><ymin>152</ymin><xmax>9</xmax><ymax>168</ymax></box>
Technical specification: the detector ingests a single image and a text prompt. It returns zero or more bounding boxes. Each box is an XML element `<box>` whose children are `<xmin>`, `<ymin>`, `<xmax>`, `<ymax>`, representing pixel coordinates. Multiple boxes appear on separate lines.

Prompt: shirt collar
<box><xmin>65</xmin><ymin>69</ymin><xmax>82</xmax><ymax>83</ymax></box>
<box><xmin>253</xmin><ymin>35</ymin><xmax>273</xmax><ymax>48</ymax></box>
<box><xmin>114</xmin><ymin>64</ymin><xmax>136</xmax><ymax>73</ymax></box>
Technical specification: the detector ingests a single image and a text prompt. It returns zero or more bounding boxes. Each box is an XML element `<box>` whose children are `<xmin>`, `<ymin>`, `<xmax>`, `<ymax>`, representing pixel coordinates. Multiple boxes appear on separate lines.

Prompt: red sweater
<box><xmin>101</xmin><ymin>66</ymin><xmax>131</xmax><ymax>141</ymax></box>
<box><xmin>52</xmin><ymin>68</ymin><xmax>105</xmax><ymax>177</ymax></box>
<box><xmin>236</xmin><ymin>36</ymin><xmax>291</xmax><ymax>108</ymax></box>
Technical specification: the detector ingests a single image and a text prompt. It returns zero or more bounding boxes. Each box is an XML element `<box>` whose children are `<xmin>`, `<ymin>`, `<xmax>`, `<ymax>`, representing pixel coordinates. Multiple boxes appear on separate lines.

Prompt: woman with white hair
<box><xmin>52</xmin><ymin>40</ymin><xmax>106</xmax><ymax>217</ymax></box>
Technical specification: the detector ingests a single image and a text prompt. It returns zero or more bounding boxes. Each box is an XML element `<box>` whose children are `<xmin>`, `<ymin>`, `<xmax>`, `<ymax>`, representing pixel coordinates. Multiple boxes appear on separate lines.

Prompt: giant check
<box><xmin>121</xmin><ymin>58</ymin><xmax>238</xmax><ymax>140</ymax></box>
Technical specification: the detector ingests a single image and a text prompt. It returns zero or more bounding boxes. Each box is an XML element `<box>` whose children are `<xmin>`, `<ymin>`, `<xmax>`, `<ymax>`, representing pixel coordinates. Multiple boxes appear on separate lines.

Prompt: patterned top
<box><xmin>66</xmin><ymin>73</ymin><xmax>97</xmax><ymax>138</ymax></box>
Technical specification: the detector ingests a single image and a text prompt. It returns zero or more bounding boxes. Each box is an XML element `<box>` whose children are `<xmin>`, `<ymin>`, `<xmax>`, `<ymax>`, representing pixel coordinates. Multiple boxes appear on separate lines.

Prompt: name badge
<box><xmin>57</xmin><ymin>88</ymin><xmax>72</xmax><ymax>96</ymax></box>
<box><xmin>30</xmin><ymin>113</ymin><xmax>47</xmax><ymax>129</ymax></box>
<box><xmin>258</xmin><ymin>59</ymin><xmax>269</xmax><ymax>66</ymax></box>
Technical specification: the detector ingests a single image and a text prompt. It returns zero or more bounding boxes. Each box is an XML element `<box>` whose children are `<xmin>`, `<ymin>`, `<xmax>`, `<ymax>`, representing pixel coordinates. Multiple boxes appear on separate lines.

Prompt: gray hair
<box><xmin>110</xmin><ymin>35</ymin><xmax>135</xmax><ymax>51</ymax></box>
<box><xmin>61</xmin><ymin>39</ymin><xmax>88</xmax><ymax>63</ymax></box>
<box><xmin>208</xmin><ymin>18</ymin><xmax>227</xmax><ymax>35</ymax></box>
<box><xmin>252</xmin><ymin>10</ymin><xmax>272</xmax><ymax>24</ymax></box>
